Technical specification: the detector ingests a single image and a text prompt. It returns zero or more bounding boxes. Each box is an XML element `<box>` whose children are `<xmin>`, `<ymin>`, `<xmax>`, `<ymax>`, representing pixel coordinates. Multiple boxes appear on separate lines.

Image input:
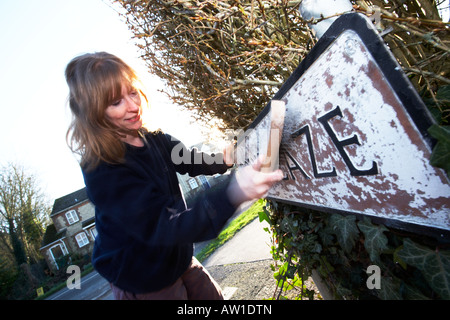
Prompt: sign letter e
<box><xmin>67</xmin><ymin>265</ymin><xmax>81</xmax><ymax>290</ymax></box>
<box><xmin>366</xmin><ymin>265</ymin><xmax>381</xmax><ymax>289</ymax></box>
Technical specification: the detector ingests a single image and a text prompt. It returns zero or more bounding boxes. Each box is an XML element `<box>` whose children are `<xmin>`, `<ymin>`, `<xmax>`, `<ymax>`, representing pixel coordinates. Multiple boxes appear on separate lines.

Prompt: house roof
<box><xmin>51</xmin><ymin>187</ymin><xmax>88</xmax><ymax>217</ymax></box>
<box><xmin>40</xmin><ymin>224</ymin><xmax>67</xmax><ymax>248</ymax></box>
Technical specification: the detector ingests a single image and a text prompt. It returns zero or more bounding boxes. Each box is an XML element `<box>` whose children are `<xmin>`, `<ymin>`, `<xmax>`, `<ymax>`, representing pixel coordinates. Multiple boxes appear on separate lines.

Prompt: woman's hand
<box><xmin>226</xmin><ymin>155</ymin><xmax>284</xmax><ymax>207</ymax></box>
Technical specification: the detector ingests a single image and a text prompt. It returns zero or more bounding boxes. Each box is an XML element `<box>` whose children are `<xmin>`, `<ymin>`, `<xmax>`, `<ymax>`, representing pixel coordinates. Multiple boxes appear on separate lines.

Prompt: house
<box><xmin>40</xmin><ymin>188</ymin><xmax>96</xmax><ymax>270</ymax></box>
<box><xmin>177</xmin><ymin>171</ymin><xmax>228</xmax><ymax>206</ymax></box>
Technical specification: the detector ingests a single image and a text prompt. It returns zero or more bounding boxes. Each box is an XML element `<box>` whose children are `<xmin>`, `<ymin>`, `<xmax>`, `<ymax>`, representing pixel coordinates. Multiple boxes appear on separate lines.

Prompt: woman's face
<box><xmin>105</xmin><ymin>84</ymin><xmax>143</xmax><ymax>134</ymax></box>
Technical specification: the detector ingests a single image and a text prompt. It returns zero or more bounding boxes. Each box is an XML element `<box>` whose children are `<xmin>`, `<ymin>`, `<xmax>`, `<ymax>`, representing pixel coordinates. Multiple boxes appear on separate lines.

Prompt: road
<box><xmin>46</xmin><ymin>270</ymin><xmax>113</xmax><ymax>300</ymax></box>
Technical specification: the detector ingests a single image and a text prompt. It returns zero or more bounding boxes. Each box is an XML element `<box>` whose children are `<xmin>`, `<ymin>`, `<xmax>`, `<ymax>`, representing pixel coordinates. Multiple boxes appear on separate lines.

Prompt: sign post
<box><xmin>237</xmin><ymin>13</ymin><xmax>450</xmax><ymax>239</ymax></box>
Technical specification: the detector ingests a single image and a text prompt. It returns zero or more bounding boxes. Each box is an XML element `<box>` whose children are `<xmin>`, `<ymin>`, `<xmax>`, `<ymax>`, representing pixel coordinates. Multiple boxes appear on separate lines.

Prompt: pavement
<box><xmin>201</xmin><ymin>218</ymin><xmax>273</xmax><ymax>267</ymax></box>
<box><xmin>198</xmin><ymin>218</ymin><xmax>277</xmax><ymax>300</ymax></box>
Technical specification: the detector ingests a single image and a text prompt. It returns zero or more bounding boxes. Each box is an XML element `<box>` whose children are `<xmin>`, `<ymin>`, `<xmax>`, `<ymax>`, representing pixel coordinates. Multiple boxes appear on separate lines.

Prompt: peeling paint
<box><xmin>264</xmin><ymin>29</ymin><xmax>450</xmax><ymax>233</ymax></box>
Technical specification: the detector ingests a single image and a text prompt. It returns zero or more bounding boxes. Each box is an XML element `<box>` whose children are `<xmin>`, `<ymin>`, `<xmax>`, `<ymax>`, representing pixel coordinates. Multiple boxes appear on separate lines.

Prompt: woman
<box><xmin>65</xmin><ymin>52</ymin><xmax>282</xmax><ymax>300</ymax></box>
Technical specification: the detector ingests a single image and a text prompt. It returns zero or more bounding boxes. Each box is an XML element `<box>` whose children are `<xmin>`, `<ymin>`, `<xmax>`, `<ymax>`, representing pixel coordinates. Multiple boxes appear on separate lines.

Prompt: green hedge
<box><xmin>262</xmin><ymin>200</ymin><xmax>450</xmax><ymax>300</ymax></box>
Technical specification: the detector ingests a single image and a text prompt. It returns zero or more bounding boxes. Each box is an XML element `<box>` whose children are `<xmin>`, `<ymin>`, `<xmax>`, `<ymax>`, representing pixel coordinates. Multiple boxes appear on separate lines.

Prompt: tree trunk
<box><xmin>8</xmin><ymin>219</ymin><xmax>27</xmax><ymax>266</ymax></box>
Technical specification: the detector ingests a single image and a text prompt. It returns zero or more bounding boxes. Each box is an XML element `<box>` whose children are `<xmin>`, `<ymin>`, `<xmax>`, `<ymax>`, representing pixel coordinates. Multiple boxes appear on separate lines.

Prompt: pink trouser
<box><xmin>110</xmin><ymin>257</ymin><xmax>223</xmax><ymax>300</ymax></box>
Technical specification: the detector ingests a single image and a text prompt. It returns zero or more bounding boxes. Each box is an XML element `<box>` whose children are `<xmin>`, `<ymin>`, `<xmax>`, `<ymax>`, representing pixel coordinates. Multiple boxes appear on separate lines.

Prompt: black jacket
<box><xmin>83</xmin><ymin>131</ymin><xmax>236</xmax><ymax>293</ymax></box>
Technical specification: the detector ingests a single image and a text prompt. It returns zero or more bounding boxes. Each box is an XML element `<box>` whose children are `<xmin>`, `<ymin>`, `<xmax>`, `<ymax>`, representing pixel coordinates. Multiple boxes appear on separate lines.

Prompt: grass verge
<box><xmin>195</xmin><ymin>199</ymin><xmax>265</xmax><ymax>263</ymax></box>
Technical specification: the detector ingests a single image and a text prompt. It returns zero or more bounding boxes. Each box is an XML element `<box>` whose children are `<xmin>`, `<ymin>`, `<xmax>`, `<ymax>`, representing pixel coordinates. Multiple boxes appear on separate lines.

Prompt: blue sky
<box><xmin>0</xmin><ymin>0</ymin><xmax>204</xmax><ymax>202</ymax></box>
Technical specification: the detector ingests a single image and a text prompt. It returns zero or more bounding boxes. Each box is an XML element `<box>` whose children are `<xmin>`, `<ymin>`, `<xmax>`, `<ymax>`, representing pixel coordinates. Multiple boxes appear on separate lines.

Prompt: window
<box><xmin>90</xmin><ymin>227</ymin><xmax>98</xmax><ymax>240</ymax></box>
<box><xmin>65</xmin><ymin>210</ymin><xmax>79</xmax><ymax>225</ymax></box>
<box><xmin>188</xmin><ymin>178</ymin><xmax>198</xmax><ymax>189</ymax></box>
<box><xmin>199</xmin><ymin>175</ymin><xmax>210</xmax><ymax>189</ymax></box>
<box><xmin>75</xmin><ymin>232</ymin><xmax>89</xmax><ymax>248</ymax></box>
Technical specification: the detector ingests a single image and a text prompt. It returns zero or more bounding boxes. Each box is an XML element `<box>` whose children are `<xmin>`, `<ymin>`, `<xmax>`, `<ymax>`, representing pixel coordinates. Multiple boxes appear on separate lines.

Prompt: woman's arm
<box><xmin>84</xmin><ymin>163</ymin><xmax>237</xmax><ymax>247</ymax></box>
<box><xmin>84</xmin><ymin>135</ymin><xmax>282</xmax><ymax>247</ymax></box>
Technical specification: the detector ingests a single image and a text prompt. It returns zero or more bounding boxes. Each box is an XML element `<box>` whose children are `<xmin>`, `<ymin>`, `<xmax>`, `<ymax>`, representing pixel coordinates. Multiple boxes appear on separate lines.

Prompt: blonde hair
<box><xmin>65</xmin><ymin>52</ymin><xmax>147</xmax><ymax>171</ymax></box>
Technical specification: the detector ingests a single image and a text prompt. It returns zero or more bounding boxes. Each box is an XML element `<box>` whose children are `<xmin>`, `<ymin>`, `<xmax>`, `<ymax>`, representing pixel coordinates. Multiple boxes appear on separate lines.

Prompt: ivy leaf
<box><xmin>258</xmin><ymin>207</ymin><xmax>270</xmax><ymax>224</ymax></box>
<box><xmin>397</xmin><ymin>238</ymin><xmax>450</xmax><ymax>299</ymax></box>
<box><xmin>435</xmin><ymin>85</ymin><xmax>450</xmax><ymax>101</ymax></box>
<box><xmin>428</xmin><ymin>125</ymin><xmax>450</xmax><ymax>177</ymax></box>
<box><xmin>280</xmin><ymin>215</ymin><xmax>298</xmax><ymax>235</ymax></box>
<box><xmin>403</xmin><ymin>283</ymin><xmax>430</xmax><ymax>300</ymax></box>
<box><xmin>329</xmin><ymin>214</ymin><xmax>359</xmax><ymax>254</ymax></box>
<box><xmin>423</xmin><ymin>85</ymin><xmax>450</xmax><ymax>124</ymax></box>
<box><xmin>377</xmin><ymin>277</ymin><xmax>402</xmax><ymax>300</ymax></box>
<box><xmin>357</xmin><ymin>218</ymin><xmax>388</xmax><ymax>263</ymax></box>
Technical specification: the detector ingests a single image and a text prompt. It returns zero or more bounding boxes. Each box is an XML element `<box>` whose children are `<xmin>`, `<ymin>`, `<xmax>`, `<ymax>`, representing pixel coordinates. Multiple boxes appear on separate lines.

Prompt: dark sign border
<box><xmin>249</xmin><ymin>13</ymin><xmax>448</xmax><ymax>240</ymax></box>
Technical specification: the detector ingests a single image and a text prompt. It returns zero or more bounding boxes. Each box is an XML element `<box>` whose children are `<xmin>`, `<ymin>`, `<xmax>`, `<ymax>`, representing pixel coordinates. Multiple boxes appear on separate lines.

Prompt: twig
<box><xmin>231</xmin><ymin>79</ymin><xmax>282</xmax><ymax>86</ymax></box>
<box><xmin>403</xmin><ymin>67</ymin><xmax>450</xmax><ymax>84</ymax></box>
